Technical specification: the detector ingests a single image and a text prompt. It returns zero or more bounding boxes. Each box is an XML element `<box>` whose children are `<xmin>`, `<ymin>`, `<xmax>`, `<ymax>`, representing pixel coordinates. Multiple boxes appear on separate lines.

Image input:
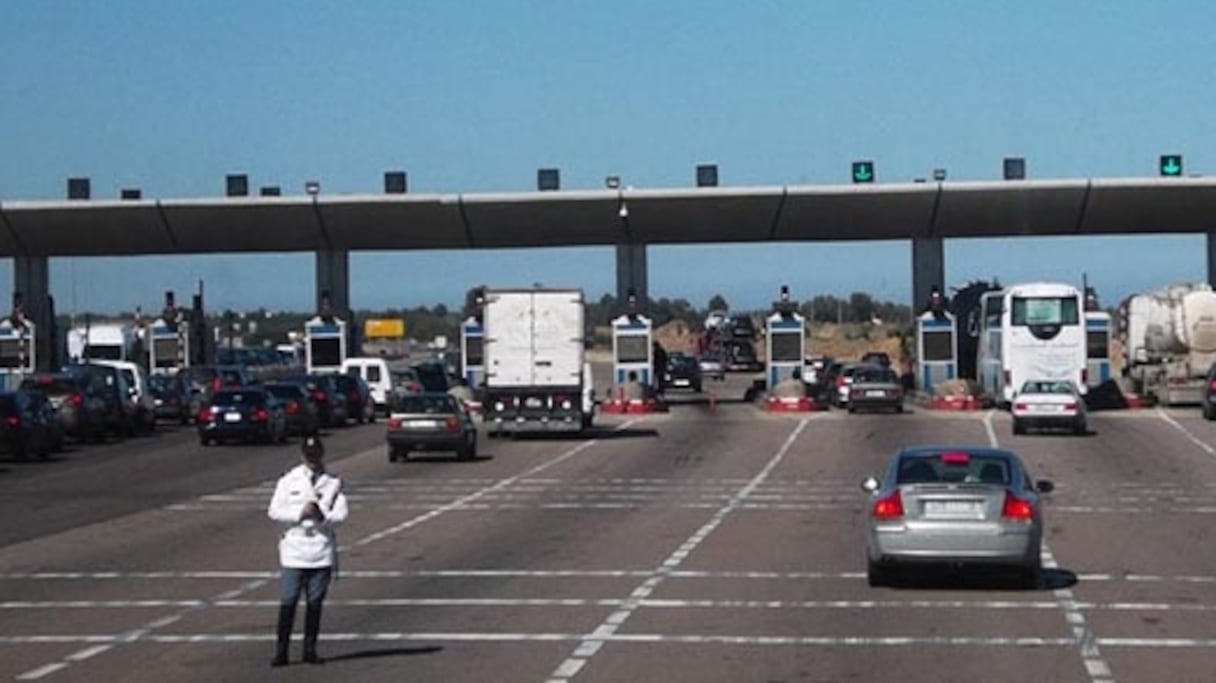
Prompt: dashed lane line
<box><xmin>985</xmin><ymin>410</ymin><xmax>1115</xmax><ymax>683</ymax></box>
<box><xmin>14</xmin><ymin>423</ymin><xmax>639</xmax><ymax>681</ymax></box>
<box><xmin>546</xmin><ymin>416</ymin><xmax>815</xmax><ymax>683</ymax></box>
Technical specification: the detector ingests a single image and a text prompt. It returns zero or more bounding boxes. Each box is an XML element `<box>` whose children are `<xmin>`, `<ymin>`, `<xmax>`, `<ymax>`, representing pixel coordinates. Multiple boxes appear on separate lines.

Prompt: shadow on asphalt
<box><xmin>882</xmin><ymin>565</ymin><xmax>1078</xmax><ymax>591</ymax></box>
<box><xmin>400</xmin><ymin>453</ymin><xmax>496</xmax><ymax>465</ymax></box>
<box><xmin>323</xmin><ymin>645</ymin><xmax>444</xmax><ymax>662</ymax></box>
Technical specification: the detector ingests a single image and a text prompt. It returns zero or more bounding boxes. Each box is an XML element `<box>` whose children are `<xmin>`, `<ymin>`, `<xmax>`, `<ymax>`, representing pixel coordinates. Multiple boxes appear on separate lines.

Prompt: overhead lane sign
<box><xmin>1160</xmin><ymin>154</ymin><xmax>1183</xmax><ymax>177</ymax></box>
<box><xmin>852</xmin><ymin>161</ymin><xmax>875</xmax><ymax>184</ymax></box>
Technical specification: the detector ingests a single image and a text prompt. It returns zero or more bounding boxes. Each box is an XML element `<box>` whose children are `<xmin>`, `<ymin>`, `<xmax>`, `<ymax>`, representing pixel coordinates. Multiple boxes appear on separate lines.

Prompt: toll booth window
<box><xmin>1087</xmin><ymin>331</ymin><xmax>1109</xmax><ymax>359</ymax></box>
<box><xmin>769</xmin><ymin>332</ymin><xmax>802</xmax><ymax>362</ymax></box>
<box><xmin>921</xmin><ymin>330</ymin><xmax>953</xmax><ymax>362</ymax></box>
<box><xmin>311</xmin><ymin>338</ymin><xmax>342</xmax><ymax>367</ymax></box>
<box><xmin>616</xmin><ymin>335</ymin><xmax>649</xmax><ymax>363</ymax></box>
<box><xmin>153</xmin><ymin>339</ymin><xmax>180</xmax><ymax>368</ymax></box>
<box><xmin>0</xmin><ymin>339</ymin><xmax>22</xmax><ymax>368</ymax></box>
<box><xmin>465</xmin><ymin>336</ymin><xmax>484</xmax><ymax>367</ymax></box>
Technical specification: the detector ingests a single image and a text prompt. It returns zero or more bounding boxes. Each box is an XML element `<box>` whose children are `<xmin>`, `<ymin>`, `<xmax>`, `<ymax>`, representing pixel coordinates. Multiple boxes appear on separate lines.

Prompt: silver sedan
<box><xmin>861</xmin><ymin>446</ymin><xmax>1053</xmax><ymax>588</ymax></box>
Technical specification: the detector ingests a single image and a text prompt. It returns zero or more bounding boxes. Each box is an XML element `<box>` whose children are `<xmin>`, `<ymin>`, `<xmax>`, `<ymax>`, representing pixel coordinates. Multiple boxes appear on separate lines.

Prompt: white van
<box><xmin>341</xmin><ymin>357</ymin><xmax>393</xmax><ymax>415</ymax></box>
<box><xmin>88</xmin><ymin>359</ymin><xmax>157</xmax><ymax>433</ymax></box>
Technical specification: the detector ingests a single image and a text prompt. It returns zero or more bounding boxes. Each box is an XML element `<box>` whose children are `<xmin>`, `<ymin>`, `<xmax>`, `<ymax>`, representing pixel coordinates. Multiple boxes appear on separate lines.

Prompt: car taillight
<box><xmin>69</xmin><ymin>393</ymin><xmax>84</xmax><ymax>407</ymax></box>
<box><xmin>1209</xmin><ymin>379</ymin><xmax>1216</xmax><ymax>392</ymax></box>
<box><xmin>198</xmin><ymin>408</ymin><xmax>213</xmax><ymax>423</ymax></box>
<box><xmin>252</xmin><ymin>407</ymin><xmax>269</xmax><ymax>422</ymax></box>
<box><xmin>1014</xmin><ymin>402</ymin><xmax>1028</xmax><ymax>411</ymax></box>
<box><xmin>5</xmin><ymin>416</ymin><xmax>20</xmax><ymax>428</ymax></box>
<box><xmin>872</xmin><ymin>490</ymin><xmax>904</xmax><ymax>520</ymax></box>
<box><xmin>1001</xmin><ymin>491</ymin><xmax>1035</xmax><ymax>522</ymax></box>
<box><xmin>285</xmin><ymin>401</ymin><xmax>300</xmax><ymax>414</ymax></box>
<box><xmin>311</xmin><ymin>390</ymin><xmax>326</xmax><ymax>402</ymax></box>
<box><xmin>387</xmin><ymin>418</ymin><xmax>401</xmax><ymax>429</ymax></box>
<box><xmin>1063</xmin><ymin>402</ymin><xmax>1077</xmax><ymax>410</ymax></box>
<box><xmin>445</xmin><ymin>416</ymin><xmax>459</xmax><ymax>431</ymax></box>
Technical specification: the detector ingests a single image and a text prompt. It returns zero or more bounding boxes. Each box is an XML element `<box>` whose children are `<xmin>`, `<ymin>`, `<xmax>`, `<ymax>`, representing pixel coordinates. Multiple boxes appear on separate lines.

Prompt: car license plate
<box><xmin>224</xmin><ymin>412</ymin><xmax>241</xmax><ymax>423</ymax></box>
<box><xmin>674</xmin><ymin>379</ymin><xmax>690</xmax><ymax>386</ymax></box>
<box><xmin>525</xmin><ymin>397</ymin><xmax>543</xmax><ymax>408</ymax></box>
<box><xmin>866</xmin><ymin>390</ymin><xmax>886</xmax><ymax>397</ymax></box>
<box><xmin>924</xmin><ymin>500</ymin><xmax>981</xmax><ymax>515</ymax></box>
<box><xmin>409</xmin><ymin>419</ymin><xmax>439</xmax><ymax>428</ymax></box>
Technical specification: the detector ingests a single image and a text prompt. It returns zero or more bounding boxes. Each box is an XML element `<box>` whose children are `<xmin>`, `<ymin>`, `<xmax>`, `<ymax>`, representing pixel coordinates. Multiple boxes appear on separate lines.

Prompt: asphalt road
<box><xmin>2</xmin><ymin>379</ymin><xmax>1215</xmax><ymax>682</ymax></box>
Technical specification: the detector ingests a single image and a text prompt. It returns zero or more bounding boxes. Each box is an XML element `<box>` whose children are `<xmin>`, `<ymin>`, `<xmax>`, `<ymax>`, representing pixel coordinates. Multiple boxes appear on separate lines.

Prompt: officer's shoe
<box><xmin>302</xmin><ymin>651</ymin><xmax>324</xmax><ymax>666</ymax></box>
<box><xmin>270</xmin><ymin>654</ymin><xmax>289</xmax><ymax>668</ymax></box>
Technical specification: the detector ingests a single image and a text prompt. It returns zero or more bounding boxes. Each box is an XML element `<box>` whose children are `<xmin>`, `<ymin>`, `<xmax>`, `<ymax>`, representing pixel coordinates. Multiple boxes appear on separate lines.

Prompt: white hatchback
<box><xmin>1011</xmin><ymin>380</ymin><xmax>1087</xmax><ymax>436</ymax></box>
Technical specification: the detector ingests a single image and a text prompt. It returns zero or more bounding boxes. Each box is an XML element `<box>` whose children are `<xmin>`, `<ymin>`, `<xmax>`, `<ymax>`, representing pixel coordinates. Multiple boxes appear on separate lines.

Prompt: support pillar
<box><xmin>911</xmin><ymin>237</ymin><xmax>944</xmax><ymax>314</ymax></box>
<box><xmin>1208</xmin><ymin>232</ymin><xmax>1216</xmax><ymax>289</ymax></box>
<box><xmin>615</xmin><ymin>243</ymin><xmax>648</xmax><ymax>308</ymax></box>
<box><xmin>14</xmin><ymin>255</ymin><xmax>52</xmax><ymax>371</ymax></box>
<box><xmin>315</xmin><ymin>250</ymin><xmax>350</xmax><ymax>314</ymax></box>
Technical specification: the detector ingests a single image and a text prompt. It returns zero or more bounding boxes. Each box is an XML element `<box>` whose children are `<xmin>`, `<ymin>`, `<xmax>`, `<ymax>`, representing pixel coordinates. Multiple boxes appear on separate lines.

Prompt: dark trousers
<box><xmin>274</xmin><ymin>566</ymin><xmax>332</xmax><ymax>662</ymax></box>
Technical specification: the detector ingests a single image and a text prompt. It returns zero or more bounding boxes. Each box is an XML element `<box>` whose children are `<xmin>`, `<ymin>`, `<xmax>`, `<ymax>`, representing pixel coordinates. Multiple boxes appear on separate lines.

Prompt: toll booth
<box><xmin>0</xmin><ymin>319</ymin><xmax>34</xmax><ymax>390</ymax></box>
<box><xmin>916</xmin><ymin>309</ymin><xmax>957</xmax><ymax>394</ymax></box>
<box><xmin>460</xmin><ymin>317</ymin><xmax>485</xmax><ymax>388</ymax></box>
<box><xmin>1085</xmin><ymin>310</ymin><xmax>1112</xmax><ymax>387</ymax></box>
<box><xmin>304</xmin><ymin>316</ymin><xmax>347</xmax><ymax>374</ymax></box>
<box><xmin>148</xmin><ymin>291</ymin><xmax>189</xmax><ymax>376</ymax></box>
<box><xmin>612</xmin><ymin>312</ymin><xmax>653</xmax><ymax>387</ymax></box>
<box><xmin>765</xmin><ymin>286</ymin><xmax>805</xmax><ymax>389</ymax></box>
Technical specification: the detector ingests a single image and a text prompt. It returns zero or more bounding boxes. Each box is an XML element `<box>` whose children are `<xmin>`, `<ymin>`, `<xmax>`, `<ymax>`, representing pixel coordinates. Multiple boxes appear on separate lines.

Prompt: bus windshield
<box><xmin>1010</xmin><ymin>296</ymin><xmax>1079</xmax><ymax>326</ymax></box>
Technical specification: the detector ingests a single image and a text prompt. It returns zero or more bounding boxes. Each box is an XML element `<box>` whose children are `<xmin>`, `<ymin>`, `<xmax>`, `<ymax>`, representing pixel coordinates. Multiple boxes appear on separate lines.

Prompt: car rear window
<box><xmin>211</xmin><ymin>390</ymin><xmax>265</xmax><ymax>405</ymax></box>
<box><xmin>394</xmin><ymin>395</ymin><xmax>455</xmax><ymax>414</ymax></box>
<box><xmin>1020</xmin><ymin>381</ymin><xmax>1074</xmax><ymax>395</ymax></box>
<box><xmin>0</xmin><ymin>396</ymin><xmax>15</xmax><ymax>415</ymax></box>
<box><xmin>264</xmin><ymin>385</ymin><xmax>302</xmax><ymax>400</ymax></box>
<box><xmin>22</xmin><ymin>377</ymin><xmax>78</xmax><ymax>395</ymax></box>
<box><xmin>856</xmin><ymin>368</ymin><xmax>897</xmax><ymax>383</ymax></box>
<box><xmin>897</xmin><ymin>453</ymin><xmax>1011</xmax><ymax>485</ymax></box>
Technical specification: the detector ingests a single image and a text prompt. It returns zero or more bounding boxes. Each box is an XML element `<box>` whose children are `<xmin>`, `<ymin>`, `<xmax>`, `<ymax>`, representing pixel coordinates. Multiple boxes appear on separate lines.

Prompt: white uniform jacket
<box><xmin>267</xmin><ymin>465</ymin><xmax>349</xmax><ymax>568</ymax></box>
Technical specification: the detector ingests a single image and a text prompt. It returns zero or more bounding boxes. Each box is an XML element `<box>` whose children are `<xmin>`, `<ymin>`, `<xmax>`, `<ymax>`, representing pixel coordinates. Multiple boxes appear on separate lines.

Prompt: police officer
<box><xmin>267</xmin><ymin>436</ymin><xmax>348</xmax><ymax>667</ymax></box>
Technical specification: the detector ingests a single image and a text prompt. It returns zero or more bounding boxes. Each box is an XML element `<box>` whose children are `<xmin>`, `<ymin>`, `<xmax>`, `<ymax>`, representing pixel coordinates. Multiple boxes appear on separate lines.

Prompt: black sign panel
<box><xmin>921</xmin><ymin>330</ymin><xmax>954</xmax><ymax>362</ymax></box>
<box><xmin>616</xmin><ymin>335</ymin><xmax>649</xmax><ymax>363</ymax></box>
<box><xmin>769</xmin><ymin>331</ymin><xmax>802</xmax><ymax>363</ymax></box>
<box><xmin>310</xmin><ymin>337</ymin><xmax>342</xmax><ymax>367</ymax></box>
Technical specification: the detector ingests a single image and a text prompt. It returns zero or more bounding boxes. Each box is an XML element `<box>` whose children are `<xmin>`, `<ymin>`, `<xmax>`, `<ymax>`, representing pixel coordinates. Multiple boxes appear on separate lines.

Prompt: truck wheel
<box><xmin>1204</xmin><ymin>403</ymin><xmax>1215</xmax><ymax>421</ymax></box>
<box><xmin>1012</xmin><ymin>419</ymin><xmax>1025</xmax><ymax>435</ymax></box>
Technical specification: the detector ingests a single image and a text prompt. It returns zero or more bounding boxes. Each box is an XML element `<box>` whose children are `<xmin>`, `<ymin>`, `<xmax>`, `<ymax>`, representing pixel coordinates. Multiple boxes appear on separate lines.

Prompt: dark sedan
<box><xmin>847</xmin><ymin>365</ymin><xmax>905</xmax><ymax>413</ymax></box>
<box><xmin>198</xmin><ymin>388</ymin><xmax>288</xmax><ymax>445</ymax></box>
<box><xmin>0</xmin><ymin>390</ymin><xmax>57</xmax><ymax>460</ymax></box>
<box><xmin>386</xmin><ymin>393</ymin><xmax>477</xmax><ymax>462</ymax></box>
<box><xmin>263</xmin><ymin>382</ymin><xmax>320</xmax><ymax>437</ymax></box>
<box><xmin>664</xmin><ymin>353</ymin><xmax>703</xmax><ymax>393</ymax></box>
<box><xmin>149</xmin><ymin>372</ymin><xmax>196</xmax><ymax>424</ymax></box>
<box><xmin>21</xmin><ymin>373</ymin><xmax>106</xmax><ymax>442</ymax></box>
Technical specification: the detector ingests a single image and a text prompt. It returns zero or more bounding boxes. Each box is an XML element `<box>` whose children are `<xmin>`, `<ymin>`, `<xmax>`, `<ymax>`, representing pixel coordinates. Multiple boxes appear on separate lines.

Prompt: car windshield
<box><xmin>1020</xmin><ymin>381</ymin><xmax>1075</xmax><ymax>395</ymax></box>
<box><xmin>264</xmin><ymin>385</ymin><xmax>301</xmax><ymax>400</ymax></box>
<box><xmin>394</xmin><ymin>394</ymin><xmax>456</xmax><ymax>414</ymax></box>
<box><xmin>897</xmin><ymin>453</ymin><xmax>1012</xmax><ymax>485</ymax></box>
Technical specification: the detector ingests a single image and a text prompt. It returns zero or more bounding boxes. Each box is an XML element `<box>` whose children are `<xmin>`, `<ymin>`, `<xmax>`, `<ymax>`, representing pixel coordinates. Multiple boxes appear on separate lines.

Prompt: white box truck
<box><xmin>482</xmin><ymin>288</ymin><xmax>594</xmax><ymax>435</ymax></box>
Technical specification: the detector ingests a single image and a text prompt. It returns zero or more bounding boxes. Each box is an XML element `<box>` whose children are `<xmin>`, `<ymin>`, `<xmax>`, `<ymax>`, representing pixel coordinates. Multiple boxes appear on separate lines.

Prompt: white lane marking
<box><xmin>1156</xmin><ymin>408</ymin><xmax>1216</xmax><ymax>458</ymax></box>
<box><xmin>6</xmin><ymin>568</ymin><xmax>1216</xmax><ymax>583</ymax></box>
<box><xmin>547</xmin><ymin>416</ymin><xmax>814</xmax><ymax>683</ymax></box>
<box><xmin>8</xmin><ymin>631</ymin><xmax>1216</xmax><ymax>648</ymax></box>
<box><xmin>12</xmin><ymin>597</ymin><xmax>1213</xmax><ymax>610</ymax></box>
<box><xmin>16</xmin><ymin>427</ymin><xmax>639</xmax><ymax>681</ymax></box>
<box><xmin>350</xmin><ymin>420</ymin><xmax>639</xmax><ymax>548</ymax></box>
<box><xmin>984</xmin><ymin>411</ymin><xmax>1116</xmax><ymax>683</ymax></box>
<box><xmin>15</xmin><ymin>663</ymin><xmax>68</xmax><ymax>680</ymax></box>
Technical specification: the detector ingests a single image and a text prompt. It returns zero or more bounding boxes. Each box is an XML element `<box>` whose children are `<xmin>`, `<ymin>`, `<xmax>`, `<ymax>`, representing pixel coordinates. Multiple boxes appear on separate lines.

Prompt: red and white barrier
<box><xmin>762</xmin><ymin>395</ymin><xmax>827</xmax><ymax>412</ymax></box>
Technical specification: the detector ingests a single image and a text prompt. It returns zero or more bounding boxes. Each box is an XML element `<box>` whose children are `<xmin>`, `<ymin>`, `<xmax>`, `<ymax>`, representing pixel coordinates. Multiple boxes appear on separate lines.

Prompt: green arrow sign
<box><xmin>1160</xmin><ymin>154</ymin><xmax>1183</xmax><ymax>177</ymax></box>
<box><xmin>852</xmin><ymin>161</ymin><xmax>874</xmax><ymax>183</ymax></box>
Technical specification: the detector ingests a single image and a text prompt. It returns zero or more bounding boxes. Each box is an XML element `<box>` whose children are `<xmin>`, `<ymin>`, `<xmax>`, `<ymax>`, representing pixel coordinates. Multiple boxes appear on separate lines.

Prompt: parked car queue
<box><xmin>2</xmin><ymin>362</ymin><xmax>381</xmax><ymax>460</ymax></box>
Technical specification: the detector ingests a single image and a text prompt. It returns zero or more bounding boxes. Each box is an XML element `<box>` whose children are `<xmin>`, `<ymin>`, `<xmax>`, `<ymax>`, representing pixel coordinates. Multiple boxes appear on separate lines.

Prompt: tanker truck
<box><xmin>1117</xmin><ymin>283</ymin><xmax>1216</xmax><ymax>406</ymax></box>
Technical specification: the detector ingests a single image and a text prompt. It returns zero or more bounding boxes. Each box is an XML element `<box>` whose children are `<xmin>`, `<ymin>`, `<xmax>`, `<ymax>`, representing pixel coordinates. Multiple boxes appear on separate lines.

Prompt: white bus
<box><xmin>977</xmin><ymin>282</ymin><xmax>1087</xmax><ymax>405</ymax></box>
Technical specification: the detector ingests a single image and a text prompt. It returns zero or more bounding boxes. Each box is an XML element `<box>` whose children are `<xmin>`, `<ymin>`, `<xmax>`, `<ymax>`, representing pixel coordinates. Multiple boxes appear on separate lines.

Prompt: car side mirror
<box><xmin>861</xmin><ymin>477</ymin><xmax>880</xmax><ymax>493</ymax></box>
<box><xmin>1035</xmin><ymin>480</ymin><xmax>1054</xmax><ymax>494</ymax></box>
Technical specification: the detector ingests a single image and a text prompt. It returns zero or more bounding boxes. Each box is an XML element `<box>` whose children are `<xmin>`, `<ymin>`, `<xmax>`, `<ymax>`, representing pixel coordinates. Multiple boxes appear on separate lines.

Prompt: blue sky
<box><xmin>1</xmin><ymin>1</ymin><xmax>1213</xmax><ymax>314</ymax></box>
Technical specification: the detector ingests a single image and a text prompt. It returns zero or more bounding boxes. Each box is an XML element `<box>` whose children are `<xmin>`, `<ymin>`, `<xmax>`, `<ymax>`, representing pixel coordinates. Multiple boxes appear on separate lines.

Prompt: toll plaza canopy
<box><xmin>3</xmin><ymin>177</ymin><xmax>1216</xmax><ymax>257</ymax></box>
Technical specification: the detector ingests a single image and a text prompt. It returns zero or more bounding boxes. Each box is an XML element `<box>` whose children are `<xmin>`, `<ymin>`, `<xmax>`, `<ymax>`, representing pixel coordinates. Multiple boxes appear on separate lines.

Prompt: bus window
<box><xmin>1011</xmin><ymin>297</ymin><xmax>1079</xmax><ymax>326</ymax></box>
